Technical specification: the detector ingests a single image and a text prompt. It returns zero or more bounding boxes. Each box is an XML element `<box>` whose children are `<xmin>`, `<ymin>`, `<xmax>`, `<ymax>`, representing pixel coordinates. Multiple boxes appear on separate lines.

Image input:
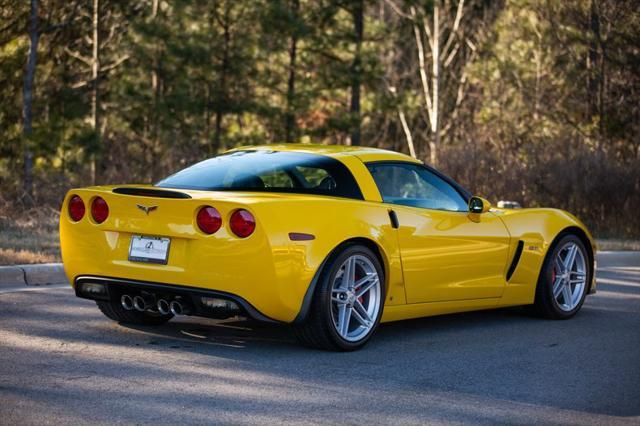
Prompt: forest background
<box><xmin>1</xmin><ymin>0</ymin><xmax>638</xmax><ymax>263</ymax></box>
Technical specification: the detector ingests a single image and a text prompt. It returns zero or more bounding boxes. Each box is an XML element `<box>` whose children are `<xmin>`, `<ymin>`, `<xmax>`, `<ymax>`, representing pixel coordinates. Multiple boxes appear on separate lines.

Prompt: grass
<box><xmin>0</xmin><ymin>208</ymin><xmax>61</xmax><ymax>265</ymax></box>
<box><xmin>0</xmin><ymin>206</ymin><xmax>638</xmax><ymax>265</ymax></box>
<box><xmin>595</xmin><ymin>239</ymin><xmax>640</xmax><ymax>252</ymax></box>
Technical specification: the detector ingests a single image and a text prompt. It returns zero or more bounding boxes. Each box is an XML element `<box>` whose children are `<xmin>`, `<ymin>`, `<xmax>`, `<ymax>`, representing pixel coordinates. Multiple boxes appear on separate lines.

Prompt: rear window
<box><xmin>156</xmin><ymin>150</ymin><xmax>364</xmax><ymax>200</ymax></box>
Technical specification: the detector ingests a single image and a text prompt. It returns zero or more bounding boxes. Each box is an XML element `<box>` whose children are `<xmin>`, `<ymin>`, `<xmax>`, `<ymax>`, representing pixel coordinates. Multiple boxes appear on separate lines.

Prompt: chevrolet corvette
<box><xmin>60</xmin><ymin>144</ymin><xmax>596</xmax><ymax>351</ymax></box>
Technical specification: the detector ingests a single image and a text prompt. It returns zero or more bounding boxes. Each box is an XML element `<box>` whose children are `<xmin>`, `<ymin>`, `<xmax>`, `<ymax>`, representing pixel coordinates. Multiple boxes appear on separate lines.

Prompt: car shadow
<box><xmin>1</xmin><ymin>273</ymin><xmax>639</xmax><ymax>421</ymax></box>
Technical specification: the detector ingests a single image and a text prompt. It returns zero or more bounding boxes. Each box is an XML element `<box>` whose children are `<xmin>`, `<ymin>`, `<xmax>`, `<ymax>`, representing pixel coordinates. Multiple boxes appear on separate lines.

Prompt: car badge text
<box><xmin>136</xmin><ymin>204</ymin><xmax>158</xmax><ymax>215</ymax></box>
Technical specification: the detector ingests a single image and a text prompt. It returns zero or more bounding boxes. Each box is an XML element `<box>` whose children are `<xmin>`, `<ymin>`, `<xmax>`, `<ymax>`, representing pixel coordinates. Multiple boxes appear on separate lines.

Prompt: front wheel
<box><xmin>293</xmin><ymin>244</ymin><xmax>385</xmax><ymax>351</ymax></box>
<box><xmin>531</xmin><ymin>234</ymin><xmax>591</xmax><ymax>319</ymax></box>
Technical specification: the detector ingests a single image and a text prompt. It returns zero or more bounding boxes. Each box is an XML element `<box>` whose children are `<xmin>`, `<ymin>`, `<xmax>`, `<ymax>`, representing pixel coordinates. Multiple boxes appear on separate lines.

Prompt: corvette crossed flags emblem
<box><xmin>136</xmin><ymin>204</ymin><xmax>158</xmax><ymax>215</ymax></box>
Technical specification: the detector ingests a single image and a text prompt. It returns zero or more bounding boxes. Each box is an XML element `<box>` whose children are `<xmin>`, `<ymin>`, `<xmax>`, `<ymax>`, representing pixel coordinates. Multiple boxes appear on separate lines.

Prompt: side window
<box><xmin>367</xmin><ymin>163</ymin><xmax>468</xmax><ymax>212</ymax></box>
<box><xmin>258</xmin><ymin>168</ymin><xmax>294</xmax><ymax>188</ymax></box>
<box><xmin>295</xmin><ymin>166</ymin><xmax>335</xmax><ymax>189</ymax></box>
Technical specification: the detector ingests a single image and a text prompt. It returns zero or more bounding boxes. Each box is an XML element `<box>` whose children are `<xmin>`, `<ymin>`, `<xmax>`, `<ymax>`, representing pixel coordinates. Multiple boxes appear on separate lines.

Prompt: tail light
<box><xmin>197</xmin><ymin>206</ymin><xmax>222</xmax><ymax>234</ymax></box>
<box><xmin>68</xmin><ymin>195</ymin><xmax>85</xmax><ymax>221</ymax></box>
<box><xmin>230</xmin><ymin>209</ymin><xmax>255</xmax><ymax>238</ymax></box>
<box><xmin>91</xmin><ymin>197</ymin><xmax>109</xmax><ymax>223</ymax></box>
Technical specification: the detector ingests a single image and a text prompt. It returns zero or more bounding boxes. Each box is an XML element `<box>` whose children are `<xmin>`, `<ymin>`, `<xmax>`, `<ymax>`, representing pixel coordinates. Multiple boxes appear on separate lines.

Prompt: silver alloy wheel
<box><xmin>552</xmin><ymin>242</ymin><xmax>587</xmax><ymax>312</ymax></box>
<box><xmin>331</xmin><ymin>254</ymin><xmax>381</xmax><ymax>342</ymax></box>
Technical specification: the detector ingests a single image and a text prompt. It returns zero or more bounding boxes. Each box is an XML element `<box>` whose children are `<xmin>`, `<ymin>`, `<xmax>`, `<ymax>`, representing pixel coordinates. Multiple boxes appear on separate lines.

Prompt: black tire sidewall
<box><xmin>317</xmin><ymin>244</ymin><xmax>386</xmax><ymax>350</ymax></box>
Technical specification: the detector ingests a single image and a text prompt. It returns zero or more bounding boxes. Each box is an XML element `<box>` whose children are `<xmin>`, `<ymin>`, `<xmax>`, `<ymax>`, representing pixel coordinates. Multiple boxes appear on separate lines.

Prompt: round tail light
<box><xmin>91</xmin><ymin>197</ymin><xmax>109</xmax><ymax>223</ymax></box>
<box><xmin>230</xmin><ymin>209</ymin><xmax>255</xmax><ymax>238</ymax></box>
<box><xmin>68</xmin><ymin>195</ymin><xmax>85</xmax><ymax>221</ymax></box>
<box><xmin>197</xmin><ymin>206</ymin><xmax>222</xmax><ymax>234</ymax></box>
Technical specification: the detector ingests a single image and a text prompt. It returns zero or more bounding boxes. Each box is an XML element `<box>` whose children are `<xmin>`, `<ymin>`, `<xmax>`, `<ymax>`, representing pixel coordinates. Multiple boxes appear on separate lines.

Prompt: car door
<box><xmin>367</xmin><ymin>162</ymin><xmax>511</xmax><ymax>303</ymax></box>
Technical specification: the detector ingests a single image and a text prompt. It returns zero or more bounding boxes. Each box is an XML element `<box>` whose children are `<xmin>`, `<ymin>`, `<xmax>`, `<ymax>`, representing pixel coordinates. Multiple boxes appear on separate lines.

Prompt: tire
<box><xmin>293</xmin><ymin>244</ymin><xmax>385</xmax><ymax>351</ymax></box>
<box><xmin>530</xmin><ymin>233</ymin><xmax>591</xmax><ymax>319</ymax></box>
<box><xmin>96</xmin><ymin>300</ymin><xmax>173</xmax><ymax>326</ymax></box>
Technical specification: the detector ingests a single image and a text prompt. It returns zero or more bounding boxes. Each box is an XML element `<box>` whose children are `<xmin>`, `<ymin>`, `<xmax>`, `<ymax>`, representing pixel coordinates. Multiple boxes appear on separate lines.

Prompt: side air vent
<box><xmin>506</xmin><ymin>240</ymin><xmax>524</xmax><ymax>282</ymax></box>
<box><xmin>112</xmin><ymin>187</ymin><xmax>192</xmax><ymax>199</ymax></box>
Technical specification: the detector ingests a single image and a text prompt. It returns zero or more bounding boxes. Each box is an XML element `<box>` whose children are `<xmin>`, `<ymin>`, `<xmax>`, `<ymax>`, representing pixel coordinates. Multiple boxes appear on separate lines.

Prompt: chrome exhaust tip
<box><xmin>133</xmin><ymin>295</ymin><xmax>147</xmax><ymax>312</ymax></box>
<box><xmin>169</xmin><ymin>300</ymin><xmax>183</xmax><ymax>315</ymax></box>
<box><xmin>121</xmin><ymin>295</ymin><xmax>134</xmax><ymax>311</ymax></box>
<box><xmin>157</xmin><ymin>299</ymin><xmax>171</xmax><ymax>315</ymax></box>
<box><xmin>169</xmin><ymin>297</ymin><xmax>191</xmax><ymax>315</ymax></box>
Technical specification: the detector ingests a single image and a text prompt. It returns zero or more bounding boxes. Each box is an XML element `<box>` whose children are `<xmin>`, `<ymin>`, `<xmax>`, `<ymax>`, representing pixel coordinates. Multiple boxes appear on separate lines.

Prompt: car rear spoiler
<box><xmin>112</xmin><ymin>187</ymin><xmax>192</xmax><ymax>199</ymax></box>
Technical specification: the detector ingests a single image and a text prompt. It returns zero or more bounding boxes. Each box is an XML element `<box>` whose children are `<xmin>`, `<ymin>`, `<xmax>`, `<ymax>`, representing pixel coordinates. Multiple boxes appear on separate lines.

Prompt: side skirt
<box><xmin>381</xmin><ymin>298</ymin><xmax>501</xmax><ymax>323</ymax></box>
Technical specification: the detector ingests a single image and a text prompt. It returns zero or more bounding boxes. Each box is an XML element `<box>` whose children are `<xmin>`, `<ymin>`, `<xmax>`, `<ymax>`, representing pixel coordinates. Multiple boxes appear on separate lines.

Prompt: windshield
<box><xmin>156</xmin><ymin>150</ymin><xmax>364</xmax><ymax>200</ymax></box>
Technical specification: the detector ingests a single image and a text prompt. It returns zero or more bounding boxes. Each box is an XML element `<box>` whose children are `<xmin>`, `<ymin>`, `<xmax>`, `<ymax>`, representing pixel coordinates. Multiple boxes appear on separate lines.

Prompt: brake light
<box><xmin>91</xmin><ymin>197</ymin><xmax>109</xmax><ymax>223</ymax></box>
<box><xmin>197</xmin><ymin>206</ymin><xmax>222</xmax><ymax>234</ymax></box>
<box><xmin>68</xmin><ymin>195</ymin><xmax>85</xmax><ymax>221</ymax></box>
<box><xmin>230</xmin><ymin>209</ymin><xmax>255</xmax><ymax>238</ymax></box>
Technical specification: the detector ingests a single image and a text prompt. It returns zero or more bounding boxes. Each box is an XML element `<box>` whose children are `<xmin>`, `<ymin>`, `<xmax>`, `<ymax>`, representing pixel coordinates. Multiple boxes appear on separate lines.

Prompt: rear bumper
<box><xmin>74</xmin><ymin>275</ymin><xmax>279</xmax><ymax>323</ymax></box>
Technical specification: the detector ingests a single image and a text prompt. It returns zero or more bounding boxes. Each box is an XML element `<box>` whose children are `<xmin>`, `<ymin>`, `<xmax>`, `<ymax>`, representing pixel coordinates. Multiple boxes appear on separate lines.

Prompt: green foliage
<box><xmin>0</xmin><ymin>0</ymin><xmax>638</xmax><ymax>237</ymax></box>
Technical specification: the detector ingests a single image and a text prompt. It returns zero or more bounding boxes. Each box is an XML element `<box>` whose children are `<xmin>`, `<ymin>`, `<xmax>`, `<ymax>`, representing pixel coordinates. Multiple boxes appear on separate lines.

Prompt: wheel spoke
<box><xmin>570</xmin><ymin>271</ymin><xmax>585</xmax><ymax>280</ymax></box>
<box><xmin>555</xmin><ymin>257</ymin><xmax>565</xmax><ymax>274</ymax></box>
<box><xmin>351</xmin><ymin>303</ymin><xmax>371</xmax><ymax>327</ymax></box>
<box><xmin>563</xmin><ymin>244</ymin><xmax>578</xmax><ymax>272</ymax></box>
<box><xmin>562</xmin><ymin>284</ymin><xmax>573</xmax><ymax>308</ymax></box>
<box><xmin>354</xmin><ymin>300</ymin><xmax>372</xmax><ymax>323</ymax></box>
<box><xmin>342</xmin><ymin>256</ymin><xmax>356</xmax><ymax>289</ymax></box>
<box><xmin>552</xmin><ymin>277</ymin><xmax>565</xmax><ymax>298</ymax></box>
<box><xmin>353</xmin><ymin>272</ymin><xmax>374</xmax><ymax>288</ymax></box>
<box><xmin>356</xmin><ymin>276</ymin><xmax>378</xmax><ymax>298</ymax></box>
<box><xmin>337</xmin><ymin>304</ymin><xmax>352</xmax><ymax>337</ymax></box>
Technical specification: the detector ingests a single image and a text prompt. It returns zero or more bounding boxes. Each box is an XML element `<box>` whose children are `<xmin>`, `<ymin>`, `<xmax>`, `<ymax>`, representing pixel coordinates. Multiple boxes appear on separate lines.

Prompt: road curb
<box><xmin>0</xmin><ymin>266</ymin><xmax>26</xmax><ymax>286</ymax></box>
<box><xmin>0</xmin><ymin>263</ymin><xmax>67</xmax><ymax>289</ymax></box>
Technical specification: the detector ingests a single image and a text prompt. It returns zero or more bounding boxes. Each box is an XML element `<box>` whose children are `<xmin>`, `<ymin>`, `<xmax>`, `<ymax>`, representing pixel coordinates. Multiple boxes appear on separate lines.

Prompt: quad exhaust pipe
<box><xmin>121</xmin><ymin>294</ymin><xmax>190</xmax><ymax>316</ymax></box>
<box><xmin>121</xmin><ymin>294</ymin><xmax>134</xmax><ymax>310</ymax></box>
<box><xmin>121</xmin><ymin>294</ymin><xmax>155</xmax><ymax>312</ymax></box>
<box><xmin>157</xmin><ymin>299</ymin><xmax>171</xmax><ymax>315</ymax></box>
<box><xmin>169</xmin><ymin>298</ymin><xmax>191</xmax><ymax>316</ymax></box>
<box><xmin>133</xmin><ymin>295</ymin><xmax>146</xmax><ymax>312</ymax></box>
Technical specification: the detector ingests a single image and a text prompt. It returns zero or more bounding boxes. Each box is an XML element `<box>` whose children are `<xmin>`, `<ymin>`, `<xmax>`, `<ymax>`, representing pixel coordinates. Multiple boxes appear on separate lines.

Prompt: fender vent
<box><xmin>506</xmin><ymin>240</ymin><xmax>524</xmax><ymax>282</ymax></box>
<box><xmin>113</xmin><ymin>187</ymin><xmax>192</xmax><ymax>199</ymax></box>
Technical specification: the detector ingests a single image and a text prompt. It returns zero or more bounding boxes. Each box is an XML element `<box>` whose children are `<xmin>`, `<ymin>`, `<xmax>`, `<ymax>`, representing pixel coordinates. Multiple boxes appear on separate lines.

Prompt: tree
<box><xmin>20</xmin><ymin>0</ymin><xmax>79</xmax><ymax>201</ymax></box>
<box><xmin>22</xmin><ymin>0</ymin><xmax>39</xmax><ymax>201</ymax></box>
<box><xmin>348</xmin><ymin>0</ymin><xmax>364</xmax><ymax>145</ymax></box>
<box><xmin>386</xmin><ymin>0</ymin><xmax>502</xmax><ymax>165</ymax></box>
<box><xmin>64</xmin><ymin>0</ymin><xmax>132</xmax><ymax>183</ymax></box>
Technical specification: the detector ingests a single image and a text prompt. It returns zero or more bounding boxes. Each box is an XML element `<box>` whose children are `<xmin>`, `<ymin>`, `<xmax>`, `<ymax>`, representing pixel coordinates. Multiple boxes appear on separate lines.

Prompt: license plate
<box><xmin>128</xmin><ymin>235</ymin><xmax>171</xmax><ymax>264</ymax></box>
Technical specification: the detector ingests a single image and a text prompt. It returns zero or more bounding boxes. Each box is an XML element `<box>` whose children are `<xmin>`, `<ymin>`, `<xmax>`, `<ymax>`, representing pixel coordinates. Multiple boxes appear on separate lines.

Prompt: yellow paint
<box><xmin>60</xmin><ymin>144</ymin><xmax>595</xmax><ymax>323</ymax></box>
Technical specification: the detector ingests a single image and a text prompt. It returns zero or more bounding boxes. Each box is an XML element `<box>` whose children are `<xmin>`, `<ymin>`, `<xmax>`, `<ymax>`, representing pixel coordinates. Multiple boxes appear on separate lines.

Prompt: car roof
<box><xmin>228</xmin><ymin>143</ymin><xmax>422</xmax><ymax>164</ymax></box>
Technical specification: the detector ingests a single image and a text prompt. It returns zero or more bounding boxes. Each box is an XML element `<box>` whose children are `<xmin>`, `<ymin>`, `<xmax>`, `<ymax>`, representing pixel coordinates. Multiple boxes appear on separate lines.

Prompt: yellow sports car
<box><xmin>60</xmin><ymin>144</ymin><xmax>596</xmax><ymax>351</ymax></box>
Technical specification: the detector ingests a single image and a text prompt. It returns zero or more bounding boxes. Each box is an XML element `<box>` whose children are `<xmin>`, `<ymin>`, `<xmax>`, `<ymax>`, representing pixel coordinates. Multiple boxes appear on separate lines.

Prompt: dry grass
<box><xmin>0</xmin><ymin>248</ymin><xmax>59</xmax><ymax>265</ymax></box>
<box><xmin>595</xmin><ymin>239</ymin><xmax>640</xmax><ymax>252</ymax></box>
<box><xmin>0</xmin><ymin>207</ymin><xmax>61</xmax><ymax>265</ymax></box>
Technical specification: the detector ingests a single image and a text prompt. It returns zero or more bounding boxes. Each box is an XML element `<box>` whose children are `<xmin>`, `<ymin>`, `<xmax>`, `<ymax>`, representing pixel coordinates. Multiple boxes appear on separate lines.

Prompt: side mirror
<box><xmin>469</xmin><ymin>196</ymin><xmax>491</xmax><ymax>214</ymax></box>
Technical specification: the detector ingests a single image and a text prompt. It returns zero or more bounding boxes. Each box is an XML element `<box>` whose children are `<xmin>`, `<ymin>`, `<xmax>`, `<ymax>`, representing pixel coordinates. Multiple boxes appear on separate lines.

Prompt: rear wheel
<box><xmin>96</xmin><ymin>300</ymin><xmax>173</xmax><ymax>326</ymax></box>
<box><xmin>531</xmin><ymin>234</ymin><xmax>590</xmax><ymax>319</ymax></box>
<box><xmin>293</xmin><ymin>244</ymin><xmax>385</xmax><ymax>351</ymax></box>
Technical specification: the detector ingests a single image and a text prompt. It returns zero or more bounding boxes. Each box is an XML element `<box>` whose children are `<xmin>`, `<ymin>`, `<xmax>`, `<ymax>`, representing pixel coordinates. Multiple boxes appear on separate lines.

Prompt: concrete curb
<box><xmin>0</xmin><ymin>263</ymin><xmax>67</xmax><ymax>288</ymax></box>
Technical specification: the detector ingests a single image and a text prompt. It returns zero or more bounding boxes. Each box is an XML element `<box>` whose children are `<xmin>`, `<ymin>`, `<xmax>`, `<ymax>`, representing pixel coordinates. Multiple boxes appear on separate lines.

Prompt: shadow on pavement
<box><xmin>1</xmin><ymin>265</ymin><xmax>639</xmax><ymax>423</ymax></box>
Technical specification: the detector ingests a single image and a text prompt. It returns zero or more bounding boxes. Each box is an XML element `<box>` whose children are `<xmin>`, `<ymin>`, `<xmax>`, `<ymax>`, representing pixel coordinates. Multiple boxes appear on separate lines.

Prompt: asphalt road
<box><xmin>1</xmin><ymin>252</ymin><xmax>639</xmax><ymax>425</ymax></box>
